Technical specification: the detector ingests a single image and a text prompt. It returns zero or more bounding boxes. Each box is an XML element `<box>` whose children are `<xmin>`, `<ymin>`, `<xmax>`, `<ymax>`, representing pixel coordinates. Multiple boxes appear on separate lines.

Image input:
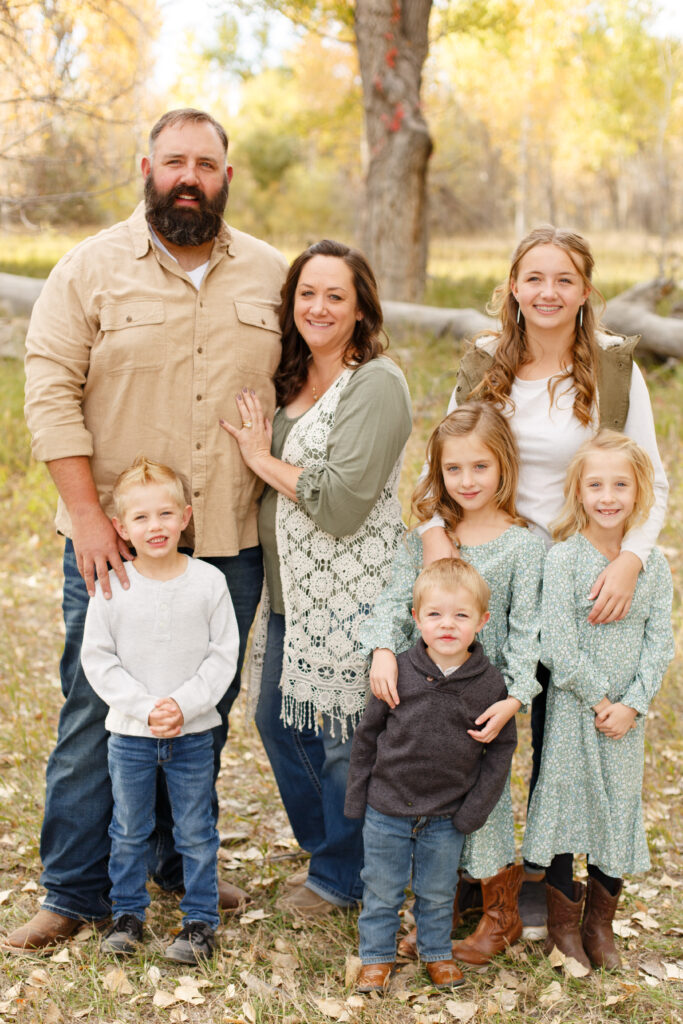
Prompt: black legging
<box><xmin>546</xmin><ymin>853</ymin><xmax>621</xmax><ymax>901</ymax></box>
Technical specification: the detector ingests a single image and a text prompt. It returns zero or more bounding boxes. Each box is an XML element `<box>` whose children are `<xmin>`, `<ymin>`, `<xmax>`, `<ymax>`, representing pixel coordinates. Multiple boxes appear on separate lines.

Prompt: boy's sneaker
<box><xmin>101</xmin><ymin>914</ymin><xmax>143</xmax><ymax>955</ymax></box>
<box><xmin>164</xmin><ymin>920</ymin><xmax>215</xmax><ymax>964</ymax></box>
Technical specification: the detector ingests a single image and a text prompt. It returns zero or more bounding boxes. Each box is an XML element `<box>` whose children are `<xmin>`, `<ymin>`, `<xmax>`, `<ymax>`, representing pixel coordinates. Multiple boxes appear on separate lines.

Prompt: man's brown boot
<box><xmin>452</xmin><ymin>864</ymin><xmax>523</xmax><ymax>965</ymax></box>
<box><xmin>544</xmin><ymin>881</ymin><xmax>591</xmax><ymax>972</ymax></box>
<box><xmin>580</xmin><ymin>877</ymin><xmax>622</xmax><ymax>970</ymax></box>
<box><xmin>2</xmin><ymin>910</ymin><xmax>83</xmax><ymax>953</ymax></box>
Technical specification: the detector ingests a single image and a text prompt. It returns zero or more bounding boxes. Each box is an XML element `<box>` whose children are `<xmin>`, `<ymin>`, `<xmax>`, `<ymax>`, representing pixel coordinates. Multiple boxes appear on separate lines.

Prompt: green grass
<box><xmin>1</xmin><ymin>319</ymin><xmax>682</xmax><ymax>1023</ymax></box>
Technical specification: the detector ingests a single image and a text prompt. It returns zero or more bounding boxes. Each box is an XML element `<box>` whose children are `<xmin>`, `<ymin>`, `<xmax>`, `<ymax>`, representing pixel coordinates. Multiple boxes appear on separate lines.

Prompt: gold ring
<box><xmin>243</xmin><ymin>420</ymin><xmax>253</xmax><ymax>428</ymax></box>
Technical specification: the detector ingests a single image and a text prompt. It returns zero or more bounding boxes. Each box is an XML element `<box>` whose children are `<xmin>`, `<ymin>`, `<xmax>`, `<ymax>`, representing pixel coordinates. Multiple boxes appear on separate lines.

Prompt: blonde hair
<box><xmin>550</xmin><ymin>430</ymin><xmax>654</xmax><ymax>542</ymax></box>
<box><xmin>112</xmin><ymin>456</ymin><xmax>187</xmax><ymax>518</ymax></box>
<box><xmin>413</xmin><ymin>558</ymin><xmax>490</xmax><ymax>617</ymax></box>
<box><xmin>469</xmin><ymin>225</ymin><xmax>605</xmax><ymax>428</ymax></box>
<box><xmin>411</xmin><ymin>401</ymin><xmax>524</xmax><ymax>533</ymax></box>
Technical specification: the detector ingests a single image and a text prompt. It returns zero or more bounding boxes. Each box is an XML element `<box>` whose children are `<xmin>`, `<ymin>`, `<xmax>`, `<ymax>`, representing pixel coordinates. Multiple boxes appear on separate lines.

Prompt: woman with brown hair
<box><xmin>221</xmin><ymin>239</ymin><xmax>412</xmax><ymax>916</ymax></box>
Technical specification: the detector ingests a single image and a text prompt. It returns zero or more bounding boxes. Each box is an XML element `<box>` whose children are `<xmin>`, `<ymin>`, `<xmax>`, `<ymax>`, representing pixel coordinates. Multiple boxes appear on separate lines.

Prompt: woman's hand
<box><xmin>594</xmin><ymin>702</ymin><xmax>638</xmax><ymax>739</ymax></box>
<box><xmin>220</xmin><ymin>388</ymin><xmax>272</xmax><ymax>472</ymax></box>
<box><xmin>587</xmin><ymin>550</ymin><xmax>641</xmax><ymax>624</ymax></box>
<box><xmin>370</xmin><ymin>648</ymin><xmax>400</xmax><ymax>707</ymax></box>
<box><xmin>468</xmin><ymin>696</ymin><xmax>521</xmax><ymax>743</ymax></box>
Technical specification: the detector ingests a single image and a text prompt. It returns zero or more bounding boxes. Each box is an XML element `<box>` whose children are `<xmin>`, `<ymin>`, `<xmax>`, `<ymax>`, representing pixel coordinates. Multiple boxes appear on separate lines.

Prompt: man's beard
<box><xmin>144</xmin><ymin>174</ymin><xmax>229</xmax><ymax>247</ymax></box>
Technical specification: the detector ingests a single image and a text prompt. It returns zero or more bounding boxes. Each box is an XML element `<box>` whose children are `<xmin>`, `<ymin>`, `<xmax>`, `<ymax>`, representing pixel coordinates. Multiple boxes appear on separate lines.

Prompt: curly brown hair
<box><xmin>273</xmin><ymin>239</ymin><xmax>387</xmax><ymax>407</ymax></box>
<box><xmin>469</xmin><ymin>225</ymin><xmax>604</xmax><ymax>428</ymax></box>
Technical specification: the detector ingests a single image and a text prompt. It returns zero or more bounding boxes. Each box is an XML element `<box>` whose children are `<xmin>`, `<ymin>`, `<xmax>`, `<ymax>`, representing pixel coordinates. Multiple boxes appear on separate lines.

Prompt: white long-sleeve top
<box><xmin>82</xmin><ymin>556</ymin><xmax>239</xmax><ymax>737</ymax></box>
<box><xmin>436</xmin><ymin>333</ymin><xmax>668</xmax><ymax>560</ymax></box>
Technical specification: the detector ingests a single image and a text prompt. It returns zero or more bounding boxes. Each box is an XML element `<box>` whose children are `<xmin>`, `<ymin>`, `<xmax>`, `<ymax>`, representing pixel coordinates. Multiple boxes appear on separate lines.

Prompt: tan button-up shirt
<box><xmin>25</xmin><ymin>202</ymin><xmax>289</xmax><ymax>556</ymax></box>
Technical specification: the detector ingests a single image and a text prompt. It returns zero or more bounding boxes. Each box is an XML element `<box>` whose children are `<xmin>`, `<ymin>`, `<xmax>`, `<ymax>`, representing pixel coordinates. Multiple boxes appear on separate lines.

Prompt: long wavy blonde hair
<box><xmin>470</xmin><ymin>225</ymin><xmax>604</xmax><ymax>427</ymax></box>
<box><xmin>550</xmin><ymin>430</ymin><xmax>654</xmax><ymax>542</ymax></box>
<box><xmin>411</xmin><ymin>402</ymin><xmax>525</xmax><ymax>534</ymax></box>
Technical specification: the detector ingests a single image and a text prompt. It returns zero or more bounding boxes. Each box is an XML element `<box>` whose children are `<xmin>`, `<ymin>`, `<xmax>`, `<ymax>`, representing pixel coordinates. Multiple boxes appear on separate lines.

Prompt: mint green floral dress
<box><xmin>357</xmin><ymin>526</ymin><xmax>544</xmax><ymax>877</ymax></box>
<box><xmin>522</xmin><ymin>533</ymin><xmax>674</xmax><ymax>877</ymax></box>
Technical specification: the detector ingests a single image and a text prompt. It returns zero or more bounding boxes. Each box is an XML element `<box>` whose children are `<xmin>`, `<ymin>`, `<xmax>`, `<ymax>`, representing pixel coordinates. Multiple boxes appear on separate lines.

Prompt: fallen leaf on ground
<box><xmin>0</xmin><ymin>889</ymin><xmax>13</xmax><ymax>904</ymax></box>
<box><xmin>632</xmin><ymin>911</ymin><xmax>658</xmax><ymax>930</ymax></box>
<box><xmin>344</xmin><ymin>955</ymin><xmax>361</xmax><ymax>987</ymax></box>
<box><xmin>612</xmin><ymin>919</ymin><xmax>638</xmax><ymax>938</ymax></box>
<box><xmin>639</xmin><ymin>959</ymin><xmax>667</xmax><ymax>980</ymax></box>
<box><xmin>496</xmin><ymin>987</ymin><xmax>518</xmax><ymax>1010</ymax></box>
<box><xmin>659</xmin><ymin>873</ymin><xmax>681</xmax><ymax>888</ymax></box>
<box><xmin>270</xmin><ymin>951</ymin><xmax>299</xmax><ymax>972</ymax></box>
<box><xmin>27</xmin><ymin>969</ymin><xmax>50</xmax><ymax>988</ymax></box>
<box><xmin>665</xmin><ymin>963</ymin><xmax>683</xmax><ymax>980</ymax></box>
<box><xmin>539</xmin><ymin>981</ymin><xmax>564</xmax><ymax>1007</ymax></box>
<box><xmin>74</xmin><ymin>926</ymin><xmax>96</xmax><ymax>942</ymax></box>
<box><xmin>445</xmin><ymin>999</ymin><xmax>478</xmax><ymax>1021</ymax></box>
<box><xmin>175</xmin><ymin>985</ymin><xmax>205</xmax><ymax>1005</ymax></box>
<box><xmin>241</xmin><ymin>1001</ymin><xmax>256</xmax><ymax>1023</ymax></box>
<box><xmin>547</xmin><ymin>945</ymin><xmax>590</xmax><ymax>977</ymax></box>
<box><xmin>239</xmin><ymin>908</ymin><xmax>270</xmax><ymax>924</ymax></box>
<box><xmin>239</xmin><ymin>970</ymin><xmax>278</xmax><ymax>997</ymax></box>
<box><xmin>496</xmin><ymin>969</ymin><xmax>519</xmax><ymax>988</ymax></box>
<box><xmin>642</xmin><ymin>975</ymin><xmax>660</xmax><ymax>988</ymax></box>
<box><xmin>3</xmin><ymin>983</ymin><xmax>21</xmax><ymax>1000</ymax></box>
<box><xmin>153</xmin><ymin>989</ymin><xmax>178</xmax><ymax>1007</ymax></box>
<box><xmin>604</xmin><ymin>995</ymin><xmax>622</xmax><ymax>1006</ymax></box>
<box><xmin>346</xmin><ymin>995</ymin><xmax>365</xmax><ymax>1009</ymax></box>
<box><xmin>43</xmin><ymin>1001</ymin><xmax>62</xmax><ymax>1023</ymax></box>
<box><xmin>314</xmin><ymin>998</ymin><xmax>349</xmax><ymax>1020</ymax></box>
<box><xmin>102</xmin><ymin>968</ymin><xmax>134</xmax><ymax>994</ymax></box>
<box><xmin>145</xmin><ymin>966</ymin><xmax>162</xmax><ymax>987</ymax></box>
<box><xmin>21</xmin><ymin>880</ymin><xmax>39</xmax><ymax>892</ymax></box>
<box><xmin>169</xmin><ymin>1011</ymin><xmax>189</xmax><ymax>1023</ymax></box>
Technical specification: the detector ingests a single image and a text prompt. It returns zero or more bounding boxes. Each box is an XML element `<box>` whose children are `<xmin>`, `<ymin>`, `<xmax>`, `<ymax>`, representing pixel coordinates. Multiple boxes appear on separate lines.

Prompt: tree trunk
<box><xmin>354</xmin><ymin>0</ymin><xmax>433</xmax><ymax>302</ymax></box>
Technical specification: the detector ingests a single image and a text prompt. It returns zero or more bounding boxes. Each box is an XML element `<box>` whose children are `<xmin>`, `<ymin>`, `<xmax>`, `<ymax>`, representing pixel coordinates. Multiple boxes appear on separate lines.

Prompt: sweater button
<box><xmin>426</xmin><ymin>676</ymin><xmax>434</xmax><ymax>682</ymax></box>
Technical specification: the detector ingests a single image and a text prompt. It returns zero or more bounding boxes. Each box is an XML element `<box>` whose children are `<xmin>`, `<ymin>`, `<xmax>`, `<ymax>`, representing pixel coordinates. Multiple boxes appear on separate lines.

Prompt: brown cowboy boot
<box><xmin>544</xmin><ymin>881</ymin><xmax>591</xmax><ymax>972</ymax></box>
<box><xmin>451</xmin><ymin>864</ymin><xmax>523</xmax><ymax>965</ymax></box>
<box><xmin>397</xmin><ymin>887</ymin><xmax>461</xmax><ymax>960</ymax></box>
<box><xmin>580</xmin><ymin>876</ymin><xmax>623</xmax><ymax>970</ymax></box>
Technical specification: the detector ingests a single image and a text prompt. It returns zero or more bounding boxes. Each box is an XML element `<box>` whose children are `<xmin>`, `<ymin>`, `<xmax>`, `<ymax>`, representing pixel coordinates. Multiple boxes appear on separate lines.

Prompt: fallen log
<box><xmin>0</xmin><ymin>273</ymin><xmax>680</xmax><ymax>360</ymax></box>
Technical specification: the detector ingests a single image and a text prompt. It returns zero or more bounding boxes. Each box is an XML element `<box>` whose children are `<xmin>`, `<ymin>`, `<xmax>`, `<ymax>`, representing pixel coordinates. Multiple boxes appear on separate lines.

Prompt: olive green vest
<box><xmin>454</xmin><ymin>334</ymin><xmax>639</xmax><ymax>431</ymax></box>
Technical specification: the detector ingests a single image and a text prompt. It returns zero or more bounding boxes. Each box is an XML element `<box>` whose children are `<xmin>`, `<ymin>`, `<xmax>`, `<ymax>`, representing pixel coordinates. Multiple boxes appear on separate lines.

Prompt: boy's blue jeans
<box><xmin>358</xmin><ymin>805</ymin><xmax>464</xmax><ymax>964</ymax></box>
<box><xmin>108</xmin><ymin>731</ymin><xmax>219</xmax><ymax>929</ymax></box>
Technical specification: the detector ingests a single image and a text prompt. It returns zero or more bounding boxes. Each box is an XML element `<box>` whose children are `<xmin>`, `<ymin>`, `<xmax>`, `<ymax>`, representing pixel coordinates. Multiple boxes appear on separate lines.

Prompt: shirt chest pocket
<box><xmin>234</xmin><ymin>301</ymin><xmax>281</xmax><ymax>377</ymax></box>
<box><xmin>96</xmin><ymin>299</ymin><xmax>166</xmax><ymax>374</ymax></box>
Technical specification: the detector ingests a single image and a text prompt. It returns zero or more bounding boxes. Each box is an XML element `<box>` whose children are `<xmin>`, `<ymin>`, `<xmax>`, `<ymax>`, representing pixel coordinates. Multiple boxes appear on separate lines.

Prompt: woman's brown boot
<box><xmin>451</xmin><ymin>864</ymin><xmax>523</xmax><ymax>965</ymax></box>
<box><xmin>544</xmin><ymin>881</ymin><xmax>591</xmax><ymax>972</ymax></box>
<box><xmin>580</xmin><ymin>877</ymin><xmax>622</xmax><ymax>969</ymax></box>
<box><xmin>397</xmin><ymin>886</ymin><xmax>461</xmax><ymax>960</ymax></box>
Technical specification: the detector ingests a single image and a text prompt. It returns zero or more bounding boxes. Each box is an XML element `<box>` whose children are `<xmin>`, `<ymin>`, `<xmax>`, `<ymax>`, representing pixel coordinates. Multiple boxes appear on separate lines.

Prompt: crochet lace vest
<box><xmin>246</xmin><ymin>367</ymin><xmax>406</xmax><ymax>738</ymax></box>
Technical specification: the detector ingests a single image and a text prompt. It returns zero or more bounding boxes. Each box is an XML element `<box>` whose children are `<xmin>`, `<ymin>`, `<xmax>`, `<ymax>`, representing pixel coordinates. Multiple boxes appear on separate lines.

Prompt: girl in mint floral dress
<box><xmin>359</xmin><ymin>402</ymin><xmax>544</xmax><ymax>965</ymax></box>
<box><xmin>522</xmin><ymin>431</ymin><xmax>673</xmax><ymax>973</ymax></box>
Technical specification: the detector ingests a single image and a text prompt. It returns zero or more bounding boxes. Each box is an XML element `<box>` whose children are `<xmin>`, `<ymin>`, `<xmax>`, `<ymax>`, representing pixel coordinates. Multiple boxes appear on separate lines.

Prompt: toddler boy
<box><xmin>345</xmin><ymin>558</ymin><xmax>517</xmax><ymax>993</ymax></box>
<box><xmin>81</xmin><ymin>456</ymin><xmax>239</xmax><ymax>963</ymax></box>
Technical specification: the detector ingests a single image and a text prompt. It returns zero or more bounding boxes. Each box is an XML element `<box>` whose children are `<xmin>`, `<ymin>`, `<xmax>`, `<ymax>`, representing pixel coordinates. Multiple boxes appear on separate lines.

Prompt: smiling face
<box><xmin>413</xmin><ymin>584</ymin><xmax>489</xmax><ymax>670</ymax></box>
<box><xmin>512</xmin><ymin>243</ymin><xmax>590</xmax><ymax>334</ymax></box>
<box><xmin>113</xmin><ymin>482</ymin><xmax>192</xmax><ymax>572</ymax></box>
<box><xmin>293</xmin><ymin>254</ymin><xmax>361</xmax><ymax>359</ymax></box>
<box><xmin>440</xmin><ymin>432</ymin><xmax>501</xmax><ymax>517</ymax></box>
<box><xmin>142</xmin><ymin>120</ymin><xmax>232</xmax><ymax>247</ymax></box>
<box><xmin>579</xmin><ymin>450</ymin><xmax>637</xmax><ymax>539</ymax></box>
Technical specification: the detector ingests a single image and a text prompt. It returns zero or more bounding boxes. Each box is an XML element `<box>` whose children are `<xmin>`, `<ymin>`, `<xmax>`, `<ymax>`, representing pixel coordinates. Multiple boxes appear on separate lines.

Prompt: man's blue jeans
<box><xmin>39</xmin><ymin>539</ymin><xmax>262</xmax><ymax>921</ymax></box>
<box><xmin>254</xmin><ymin>612</ymin><xmax>363</xmax><ymax>907</ymax></box>
<box><xmin>108</xmin><ymin>732</ymin><xmax>219</xmax><ymax>929</ymax></box>
<box><xmin>358</xmin><ymin>805</ymin><xmax>464</xmax><ymax>964</ymax></box>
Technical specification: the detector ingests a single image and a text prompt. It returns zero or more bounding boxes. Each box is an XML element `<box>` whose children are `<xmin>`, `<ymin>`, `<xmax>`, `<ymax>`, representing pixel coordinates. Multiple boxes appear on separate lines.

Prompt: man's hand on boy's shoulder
<box><xmin>148</xmin><ymin>698</ymin><xmax>184</xmax><ymax>737</ymax></box>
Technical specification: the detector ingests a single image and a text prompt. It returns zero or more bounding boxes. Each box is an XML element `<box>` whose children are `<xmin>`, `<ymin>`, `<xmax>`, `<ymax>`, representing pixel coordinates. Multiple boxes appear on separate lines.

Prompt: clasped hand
<box><xmin>148</xmin><ymin>697</ymin><xmax>184</xmax><ymax>738</ymax></box>
<box><xmin>592</xmin><ymin>696</ymin><xmax>637</xmax><ymax>739</ymax></box>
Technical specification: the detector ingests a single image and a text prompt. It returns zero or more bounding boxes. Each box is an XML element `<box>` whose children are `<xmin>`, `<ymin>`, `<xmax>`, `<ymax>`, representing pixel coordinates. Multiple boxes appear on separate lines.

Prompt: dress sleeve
<box><xmin>343</xmin><ymin>697</ymin><xmax>391</xmax><ymax>819</ymax></box>
<box><xmin>356</xmin><ymin>534</ymin><xmax>422</xmax><ymax>656</ymax></box>
<box><xmin>620</xmin><ymin>551</ymin><xmax>675</xmax><ymax>715</ymax></box>
<box><xmin>295</xmin><ymin>361</ymin><xmax>412</xmax><ymax>537</ymax></box>
<box><xmin>500</xmin><ymin>534</ymin><xmax>544</xmax><ymax>708</ymax></box>
<box><xmin>540</xmin><ymin>545</ymin><xmax>608</xmax><ymax>707</ymax></box>
<box><xmin>620</xmin><ymin>363</ymin><xmax>668</xmax><ymax>565</ymax></box>
<box><xmin>168</xmin><ymin>581</ymin><xmax>240</xmax><ymax>724</ymax></box>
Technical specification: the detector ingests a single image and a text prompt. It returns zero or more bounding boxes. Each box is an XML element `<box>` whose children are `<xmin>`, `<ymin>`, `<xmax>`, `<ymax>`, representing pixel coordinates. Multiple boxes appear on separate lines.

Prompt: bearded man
<box><xmin>5</xmin><ymin>110</ymin><xmax>288</xmax><ymax>951</ymax></box>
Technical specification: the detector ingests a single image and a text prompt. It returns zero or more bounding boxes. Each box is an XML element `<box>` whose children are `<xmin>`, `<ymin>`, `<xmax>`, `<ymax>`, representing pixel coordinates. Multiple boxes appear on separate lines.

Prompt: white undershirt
<box><xmin>148</xmin><ymin>225</ymin><xmax>210</xmax><ymax>289</ymax></box>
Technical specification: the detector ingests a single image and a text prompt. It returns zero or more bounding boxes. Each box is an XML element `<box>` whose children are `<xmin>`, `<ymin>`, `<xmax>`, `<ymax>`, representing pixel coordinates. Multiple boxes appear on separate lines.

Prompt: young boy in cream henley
<box><xmin>81</xmin><ymin>457</ymin><xmax>239</xmax><ymax>963</ymax></box>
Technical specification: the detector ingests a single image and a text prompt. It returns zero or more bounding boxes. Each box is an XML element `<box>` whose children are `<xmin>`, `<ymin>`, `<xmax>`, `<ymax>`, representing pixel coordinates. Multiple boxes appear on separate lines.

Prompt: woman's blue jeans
<box><xmin>358</xmin><ymin>805</ymin><xmax>464</xmax><ymax>964</ymax></box>
<box><xmin>255</xmin><ymin>612</ymin><xmax>364</xmax><ymax>907</ymax></box>
<box><xmin>108</xmin><ymin>731</ymin><xmax>219</xmax><ymax>929</ymax></box>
